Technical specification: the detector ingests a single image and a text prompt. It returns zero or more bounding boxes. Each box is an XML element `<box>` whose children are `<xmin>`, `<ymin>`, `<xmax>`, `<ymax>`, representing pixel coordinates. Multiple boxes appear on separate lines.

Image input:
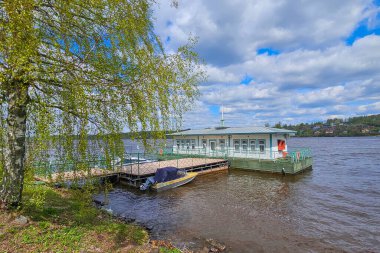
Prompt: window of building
<box><xmin>181</xmin><ymin>140</ymin><xmax>185</xmax><ymax>149</ymax></box>
<box><xmin>202</xmin><ymin>139</ymin><xmax>207</xmax><ymax>149</ymax></box>
<box><xmin>186</xmin><ymin>140</ymin><xmax>190</xmax><ymax>149</ymax></box>
<box><xmin>210</xmin><ymin>140</ymin><xmax>216</xmax><ymax>151</ymax></box>
<box><xmin>250</xmin><ymin>140</ymin><xmax>256</xmax><ymax>152</ymax></box>
<box><xmin>241</xmin><ymin>139</ymin><xmax>248</xmax><ymax>151</ymax></box>
<box><xmin>219</xmin><ymin>139</ymin><xmax>225</xmax><ymax>151</ymax></box>
<box><xmin>258</xmin><ymin>139</ymin><xmax>265</xmax><ymax>153</ymax></box>
<box><xmin>176</xmin><ymin>140</ymin><xmax>180</xmax><ymax>149</ymax></box>
<box><xmin>191</xmin><ymin>139</ymin><xmax>195</xmax><ymax>150</ymax></box>
<box><xmin>234</xmin><ymin>139</ymin><xmax>240</xmax><ymax>151</ymax></box>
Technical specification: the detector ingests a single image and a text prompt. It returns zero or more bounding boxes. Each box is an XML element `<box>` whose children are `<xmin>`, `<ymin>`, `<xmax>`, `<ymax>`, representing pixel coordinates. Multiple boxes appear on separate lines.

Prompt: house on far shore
<box><xmin>168</xmin><ymin>126</ymin><xmax>297</xmax><ymax>160</ymax></box>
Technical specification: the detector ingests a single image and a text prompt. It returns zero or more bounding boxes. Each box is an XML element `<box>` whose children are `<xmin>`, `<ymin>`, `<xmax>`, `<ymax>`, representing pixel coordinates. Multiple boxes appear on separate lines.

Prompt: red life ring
<box><xmin>296</xmin><ymin>152</ymin><xmax>300</xmax><ymax>160</ymax></box>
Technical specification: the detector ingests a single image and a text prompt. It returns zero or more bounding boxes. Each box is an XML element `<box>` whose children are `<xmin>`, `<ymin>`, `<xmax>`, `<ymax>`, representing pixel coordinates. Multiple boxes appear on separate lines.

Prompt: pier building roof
<box><xmin>168</xmin><ymin>126</ymin><xmax>296</xmax><ymax>136</ymax></box>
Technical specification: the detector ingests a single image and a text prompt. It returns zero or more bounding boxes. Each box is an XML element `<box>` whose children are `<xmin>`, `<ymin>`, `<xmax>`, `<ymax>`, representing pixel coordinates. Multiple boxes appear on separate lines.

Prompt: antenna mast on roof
<box><xmin>220</xmin><ymin>104</ymin><xmax>224</xmax><ymax>127</ymax></box>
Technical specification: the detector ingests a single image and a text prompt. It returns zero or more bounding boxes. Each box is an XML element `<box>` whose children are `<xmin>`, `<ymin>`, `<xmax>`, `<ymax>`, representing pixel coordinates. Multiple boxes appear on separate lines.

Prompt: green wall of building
<box><xmin>229</xmin><ymin>157</ymin><xmax>313</xmax><ymax>174</ymax></box>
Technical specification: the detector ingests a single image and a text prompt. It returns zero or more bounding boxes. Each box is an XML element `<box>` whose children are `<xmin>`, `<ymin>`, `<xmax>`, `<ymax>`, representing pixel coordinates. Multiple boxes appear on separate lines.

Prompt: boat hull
<box><xmin>151</xmin><ymin>172</ymin><xmax>198</xmax><ymax>192</ymax></box>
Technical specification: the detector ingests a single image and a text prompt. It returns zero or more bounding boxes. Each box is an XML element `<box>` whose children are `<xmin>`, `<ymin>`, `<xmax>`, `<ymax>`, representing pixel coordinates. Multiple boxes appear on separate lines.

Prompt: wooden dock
<box><xmin>35</xmin><ymin>158</ymin><xmax>229</xmax><ymax>186</ymax></box>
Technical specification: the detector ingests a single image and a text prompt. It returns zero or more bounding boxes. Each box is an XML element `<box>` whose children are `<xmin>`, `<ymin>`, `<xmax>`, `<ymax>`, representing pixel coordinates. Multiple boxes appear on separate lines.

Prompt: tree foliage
<box><xmin>0</xmin><ymin>0</ymin><xmax>204</xmax><ymax>207</ymax></box>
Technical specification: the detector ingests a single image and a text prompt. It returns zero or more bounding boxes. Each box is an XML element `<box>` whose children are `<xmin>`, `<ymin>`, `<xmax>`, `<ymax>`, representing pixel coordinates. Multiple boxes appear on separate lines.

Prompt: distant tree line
<box><xmin>272</xmin><ymin>114</ymin><xmax>380</xmax><ymax>137</ymax></box>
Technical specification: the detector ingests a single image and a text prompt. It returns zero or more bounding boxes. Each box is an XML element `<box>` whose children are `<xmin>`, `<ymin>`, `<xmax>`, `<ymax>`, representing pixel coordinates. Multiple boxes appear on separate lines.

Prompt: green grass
<box><xmin>0</xmin><ymin>183</ymin><xmax>183</xmax><ymax>253</ymax></box>
<box><xmin>0</xmin><ymin>184</ymin><xmax>149</xmax><ymax>252</ymax></box>
<box><xmin>159</xmin><ymin>248</ymin><xmax>182</xmax><ymax>253</ymax></box>
<box><xmin>18</xmin><ymin>225</ymin><xmax>84</xmax><ymax>252</ymax></box>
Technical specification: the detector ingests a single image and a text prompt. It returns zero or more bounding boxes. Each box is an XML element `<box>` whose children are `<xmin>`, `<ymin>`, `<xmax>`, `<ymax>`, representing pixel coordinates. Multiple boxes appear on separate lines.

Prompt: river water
<box><xmin>94</xmin><ymin>137</ymin><xmax>380</xmax><ymax>252</ymax></box>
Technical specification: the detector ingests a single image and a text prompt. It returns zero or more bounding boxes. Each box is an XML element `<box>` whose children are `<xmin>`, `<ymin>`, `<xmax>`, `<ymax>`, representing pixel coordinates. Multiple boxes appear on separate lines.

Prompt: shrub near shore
<box><xmin>0</xmin><ymin>184</ymin><xmax>179</xmax><ymax>252</ymax></box>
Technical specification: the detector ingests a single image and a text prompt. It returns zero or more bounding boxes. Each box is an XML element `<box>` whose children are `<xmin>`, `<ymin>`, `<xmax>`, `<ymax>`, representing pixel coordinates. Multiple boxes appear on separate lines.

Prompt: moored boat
<box><xmin>140</xmin><ymin>167</ymin><xmax>197</xmax><ymax>191</ymax></box>
<box><xmin>152</xmin><ymin>172</ymin><xmax>197</xmax><ymax>192</ymax></box>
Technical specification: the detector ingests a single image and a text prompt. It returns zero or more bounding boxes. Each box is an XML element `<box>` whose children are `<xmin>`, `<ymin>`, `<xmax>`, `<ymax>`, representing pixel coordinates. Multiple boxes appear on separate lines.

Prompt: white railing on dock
<box><xmin>169</xmin><ymin>146</ymin><xmax>312</xmax><ymax>162</ymax></box>
<box><xmin>32</xmin><ymin>146</ymin><xmax>312</xmax><ymax>180</ymax></box>
<box><xmin>33</xmin><ymin>151</ymin><xmax>229</xmax><ymax>179</ymax></box>
<box><xmin>170</xmin><ymin>146</ymin><xmax>283</xmax><ymax>160</ymax></box>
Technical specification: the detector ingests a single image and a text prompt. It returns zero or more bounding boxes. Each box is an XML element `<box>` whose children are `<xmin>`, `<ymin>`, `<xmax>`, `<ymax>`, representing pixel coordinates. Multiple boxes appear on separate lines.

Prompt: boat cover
<box><xmin>154</xmin><ymin>167</ymin><xmax>182</xmax><ymax>183</ymax></box>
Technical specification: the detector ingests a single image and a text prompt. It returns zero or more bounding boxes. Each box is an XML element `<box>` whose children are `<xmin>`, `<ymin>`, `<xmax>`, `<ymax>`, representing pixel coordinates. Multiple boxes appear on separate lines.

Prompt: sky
<box><xmin>153</xmin><ymin>0</ymin><xmax>380</xmax><ymax>128</ymax></box>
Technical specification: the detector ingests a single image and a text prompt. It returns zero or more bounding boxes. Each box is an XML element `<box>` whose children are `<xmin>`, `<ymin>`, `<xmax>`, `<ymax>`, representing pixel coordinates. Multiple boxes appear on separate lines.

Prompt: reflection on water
<box><xmin>94</xmin><ymin>137</ymin><xmax>380</xmax><ymax>252</ymax></box>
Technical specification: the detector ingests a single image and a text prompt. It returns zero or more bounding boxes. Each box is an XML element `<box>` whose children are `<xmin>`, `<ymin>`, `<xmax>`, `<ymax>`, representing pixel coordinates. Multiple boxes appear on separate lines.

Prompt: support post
<box><xmin>270</xmin><ymin>134</ymin><xmax>273</xmax><ymax>159</ymax></box>
<box><xmin>137</xmin><ymin>153</ymin><xmax>140</xmax><ymax>176</ymax></box>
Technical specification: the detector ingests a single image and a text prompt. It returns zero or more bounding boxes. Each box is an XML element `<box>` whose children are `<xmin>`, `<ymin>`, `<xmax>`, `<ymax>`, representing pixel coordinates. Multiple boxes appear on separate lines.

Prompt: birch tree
<box><xmin>0</xmin><ymin>0</ymin><xmax>203</xmax><ymax>208</ymax></box>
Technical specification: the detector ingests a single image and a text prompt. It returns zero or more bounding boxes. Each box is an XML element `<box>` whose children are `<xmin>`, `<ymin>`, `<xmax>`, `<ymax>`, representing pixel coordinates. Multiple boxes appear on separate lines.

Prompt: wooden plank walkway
<box><xmin>120</xmin><ymin>158</ymin><xmax>226</xmax><ymax>176</ymax></box>
<box><xmin>35</xmin><ymin>158</ymin><xmax>227</xmax><ymax>183</ymax></box>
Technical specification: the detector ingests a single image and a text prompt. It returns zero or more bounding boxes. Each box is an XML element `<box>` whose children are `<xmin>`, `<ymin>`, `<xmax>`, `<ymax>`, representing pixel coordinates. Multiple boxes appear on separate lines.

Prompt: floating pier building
<box><xmin>168</xmin><ymin>126</ymin><xmax>313</xmax><ymax>174</ymax></box>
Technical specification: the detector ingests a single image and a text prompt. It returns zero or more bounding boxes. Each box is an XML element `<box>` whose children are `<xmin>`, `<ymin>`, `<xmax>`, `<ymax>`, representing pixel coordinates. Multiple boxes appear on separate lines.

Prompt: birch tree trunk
<box><xmin>0</xmin><ymin>84</ymin><xmax>28</xmax><ymax>208</ymax></box>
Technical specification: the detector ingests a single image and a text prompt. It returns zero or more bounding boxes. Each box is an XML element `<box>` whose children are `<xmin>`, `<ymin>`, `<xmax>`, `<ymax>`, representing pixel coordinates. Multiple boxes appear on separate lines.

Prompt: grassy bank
<box><xmin>0</xmin><ymin>184</ymin><xmax>180</xmax><ymax>253</ymax></box>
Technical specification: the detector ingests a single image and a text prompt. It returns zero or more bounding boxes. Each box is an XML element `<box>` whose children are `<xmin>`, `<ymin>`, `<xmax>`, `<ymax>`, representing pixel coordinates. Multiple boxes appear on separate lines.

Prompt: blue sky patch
<box><xmin>209</xmin><ymin>105</ymin><xmax>220</xmax><ymax>116</ymax></box>
<box><xmin>166</xmin><ymin>36</ymin><xmax>171</xmax><ymax>43</ymax></box>
<box><xmin>295</xmin><ymin>88</ymin><xmax>314</xmax><ymax>94</ymax></box>
<box><xmin>345</xmin><ymin>100</ymin><xmax>370</xmax><ymax>106</ymax></box>
<box><xmin>257</xmin><ymin>48</ymin><xmax>280</xmax><ymax>56</ymax></box>
<box><xmin>345</xmin><ymin>18</ymin><xmax>380</xmax><ymax>45</ymax></box>
<box><xmin>166</xmin><ymin>20</ymin><xmax>173</xmax><ymax>27</ymax></box>
<box><xmin>240</xmin><ymin>74</ymin><xmax>253</xmax><ymax>85</ymax></box>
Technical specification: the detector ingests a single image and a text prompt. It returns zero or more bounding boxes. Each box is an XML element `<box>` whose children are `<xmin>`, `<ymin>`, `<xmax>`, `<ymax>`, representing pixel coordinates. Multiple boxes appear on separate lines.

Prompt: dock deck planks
<box><xmin>35</xmin><ymin>158</ymin><xmax>227</xmax><ymax>183</ymax></box>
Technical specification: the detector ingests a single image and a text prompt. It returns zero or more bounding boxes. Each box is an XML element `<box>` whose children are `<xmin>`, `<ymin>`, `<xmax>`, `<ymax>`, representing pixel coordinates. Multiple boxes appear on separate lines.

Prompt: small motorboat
<box><xmin>140</xmin><ymin>167</ymin><xmax>197</xmax><ymax>192</ymax></box>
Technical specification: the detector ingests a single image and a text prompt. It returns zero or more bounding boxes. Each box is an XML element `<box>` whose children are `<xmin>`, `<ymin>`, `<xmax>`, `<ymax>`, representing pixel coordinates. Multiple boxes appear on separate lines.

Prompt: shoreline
<box><xmin>0</xmin><ymin>185</ymin><xmax>182</xmax><ymax>253</ymax></box>
<box><xmin>93</xmin><ymin>196</ymin><xmax>228</xmax><ymax>253</ymax></box>
<box><xmin>0</xmin><ymin>183</ymin><xmax>227</xmax><ymax>253</ymax></box>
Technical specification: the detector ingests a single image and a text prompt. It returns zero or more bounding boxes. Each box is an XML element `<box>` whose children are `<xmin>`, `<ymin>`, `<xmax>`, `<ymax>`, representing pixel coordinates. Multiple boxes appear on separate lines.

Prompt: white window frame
<box><xmin>234</xmin><ymin>139</ymin><xmax>240</xmax><ymax>152</ymax></box>
<box><xmin>241</xmin><ymin>139</ymin><xmax>248</xmax><ymax>152</ymax></box>
<box><xmin>209</xmin><ymin>139</ymin><xmax>217</xmax><ymax>151</ymax></box>
<box><xmin>258</xmin><ymin>139</ymin><xmax>266</xmax><ymax>153</ymax></box>
<box><xmin>202</xmin><ymin>139</ymin><xmax>207</xmax><ymax>149</ymax></box>
<box><xmin>191</xmin><ymin>139</ymin><xmax>195</xmax><ymax>150</ymax></box>
<box><xmin>219</xmin><ymin>139</ymin><xmax>226</xmax><ymax>151</ymax></box>
<box><xmin>249</xmin><ymin>139</ymin><xmax>256</xmax><ymax>152</ymax></box>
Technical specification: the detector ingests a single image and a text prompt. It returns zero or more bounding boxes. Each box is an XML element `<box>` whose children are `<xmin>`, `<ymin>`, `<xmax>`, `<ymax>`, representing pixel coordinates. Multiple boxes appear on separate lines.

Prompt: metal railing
<box><xmin>287</xmin><ymin>147</ymin><xmax>312</xmax><ymax>163</ymax></box>
<box><xmin>32</xmin><ymin>146</ymin><xmax>312</xmax><ymax>179</ymax></box>
<box><xmin>169</xmin><ymin>146</ymin><xmax>312</xmax><ymax>163</ymax></box>
<box><xmin>32</xmin><ymin>151</ymin><xmax>228</xmax><ymax>179</ymax></box>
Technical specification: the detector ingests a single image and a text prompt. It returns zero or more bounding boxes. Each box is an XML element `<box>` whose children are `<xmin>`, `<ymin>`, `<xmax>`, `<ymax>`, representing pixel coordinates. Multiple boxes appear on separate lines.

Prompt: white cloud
<box><xmin>152</xmin><ymin>1</ymin><xmax>380</xmax><ymax>128</ymax></box>
<box><xmin>203</xmin><ymin>64</ymin><xmax>239</xmax><ymax>83</ymax></box>
<box><xmin>225</xmin><ymin>35</ymin><xmax>380</xmax><ymax>89</ymax></box>
<box><xmin>181</xmin><ymin>101</ymin><xmax>220</xmax><ymax>128</ymax></box>
<box><xmin>155</xmin><ymin>0</ymin><xmax>375</xmax><ymax>65</ymax></box>
<box><xmin>358</xmin><ymin>102</ymin><xmax>380</xmax><ymax>112</ymax></box>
